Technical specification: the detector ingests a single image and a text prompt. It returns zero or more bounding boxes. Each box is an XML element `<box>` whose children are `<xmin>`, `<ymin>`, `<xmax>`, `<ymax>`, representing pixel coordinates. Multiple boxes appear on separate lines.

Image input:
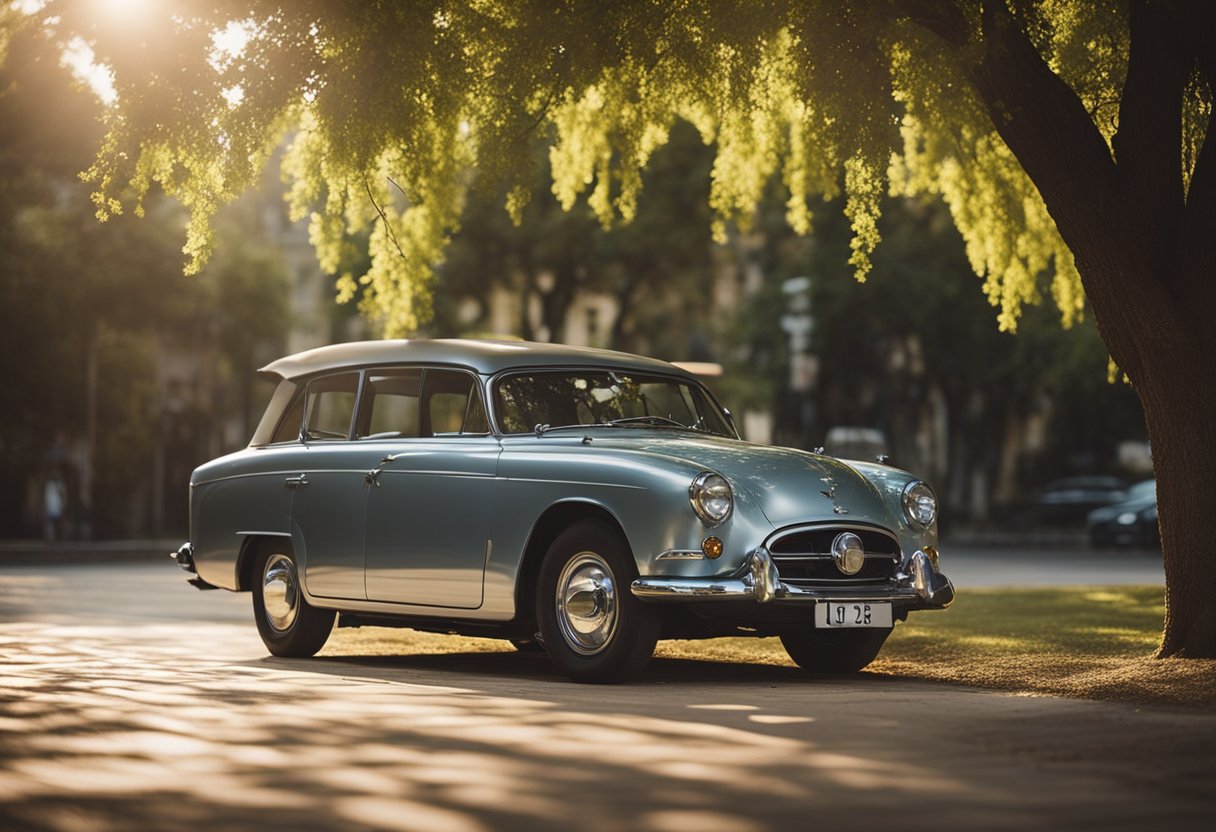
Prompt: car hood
<box><xmin>587</xmin><ymin>431</ymin><xmax>894</xmax><ymax>527</ymax></box>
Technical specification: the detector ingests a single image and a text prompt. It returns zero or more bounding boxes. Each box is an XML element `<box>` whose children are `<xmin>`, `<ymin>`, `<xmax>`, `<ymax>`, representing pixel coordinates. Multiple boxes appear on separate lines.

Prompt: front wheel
<box><xmin>779</xmin><ymin>627</ymin><xmax>891</xmax><ymax>673</ymax></box>
<box><xmin>252</xmin><ymin>547</ymin><xmax>335</xmax><ymax>658</ymax></box>
<box><xmin>536</xmin><ymin>520</ymin><xmax>660</xmax><ymax>683</ymax></box>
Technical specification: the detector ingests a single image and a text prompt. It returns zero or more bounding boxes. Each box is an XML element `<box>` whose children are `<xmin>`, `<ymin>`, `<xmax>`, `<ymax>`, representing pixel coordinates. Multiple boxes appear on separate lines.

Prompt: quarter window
<box><xmin>302</xmin><ymin>373</ymin><xmax>359</xmax><ymax>441</ymax></box>
<box><xmin>269</xmin><ymin>389</ymin><xmax>306</xmax><ymax>444</ymax></box>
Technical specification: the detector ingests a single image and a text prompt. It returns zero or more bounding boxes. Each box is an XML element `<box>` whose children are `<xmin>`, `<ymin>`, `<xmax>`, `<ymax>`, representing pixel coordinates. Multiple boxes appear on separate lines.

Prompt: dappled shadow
<box><xmin>5</xmin><ymin>564</ymin><xmax>1216</xmax><ymax>830</ymax></box>
<box><xmin>293</xmin><ymin>648</ymin><xmax>929</xmax><ymax>694</ymax></box>
<box><xmin>4</xmin><ymin>620</ymin><xmax>1216</xmax><ymax>832</ymax></box>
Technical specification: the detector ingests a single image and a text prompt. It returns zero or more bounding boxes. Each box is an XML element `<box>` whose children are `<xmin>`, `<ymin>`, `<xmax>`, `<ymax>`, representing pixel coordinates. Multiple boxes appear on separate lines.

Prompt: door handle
<box><xmin>364</xmin><ymin>469</ymin><xmax>381</xmax><ymax>488</ymax></box>
<box><xmin>284</xmin><ymin>475</ymin><xmax>308</xmax><ymax>490</ymax></box>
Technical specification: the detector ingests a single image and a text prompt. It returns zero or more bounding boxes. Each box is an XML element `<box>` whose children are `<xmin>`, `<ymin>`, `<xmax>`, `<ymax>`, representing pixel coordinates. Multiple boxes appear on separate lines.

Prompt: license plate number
<box><xmin>815</xmin><ymin>601</ymin><xmax>892</xmax><ymax>628</ymax></box>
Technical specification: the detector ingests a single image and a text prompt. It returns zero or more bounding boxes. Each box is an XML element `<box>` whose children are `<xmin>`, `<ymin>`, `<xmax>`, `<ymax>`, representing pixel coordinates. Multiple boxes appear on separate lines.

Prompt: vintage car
<box><xmin>175</xmin><ymin>339</ymin><xmax>953</xmax><ymax>682</ymax></box>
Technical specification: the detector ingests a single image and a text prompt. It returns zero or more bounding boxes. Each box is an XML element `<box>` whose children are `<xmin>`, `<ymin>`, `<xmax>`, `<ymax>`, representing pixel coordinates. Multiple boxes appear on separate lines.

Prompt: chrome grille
<box><xmin>767</xmin><ymin>525</ymin><xmax>901</xmax><ymax>586</ymax></box>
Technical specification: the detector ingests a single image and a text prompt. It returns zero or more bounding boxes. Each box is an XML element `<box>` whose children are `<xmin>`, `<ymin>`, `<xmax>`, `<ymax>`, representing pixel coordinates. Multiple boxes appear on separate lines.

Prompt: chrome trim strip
<box><xmin>235</xmin><ymin>530</ymin><xmax>291</xmax><ymax>538</ymax></box>
<box><xmin>498</xmin><ymin>477</ymin><xmax>646</xmax><ymax>490</ymax></box>
<box><xmin>380</xmin><ymin>470</ymin><xmax>495</xmax><ymax>479</ymax></box>
<box><xmin>656</xmin><ymin>549</ymin><xmax>705</xmax><ymax>560</ymax></box>
<box><xmin>766</xmin><ymin>521</ymin><xmax>902</xmax><ymax>556</ymax></box>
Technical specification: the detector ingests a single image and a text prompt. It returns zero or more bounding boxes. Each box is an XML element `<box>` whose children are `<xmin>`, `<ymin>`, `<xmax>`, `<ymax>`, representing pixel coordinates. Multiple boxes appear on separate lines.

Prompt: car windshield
<box><xmin>494</xmin><ymin>370</ymin><xmax>734</xmax><ymax>437</ymax></box>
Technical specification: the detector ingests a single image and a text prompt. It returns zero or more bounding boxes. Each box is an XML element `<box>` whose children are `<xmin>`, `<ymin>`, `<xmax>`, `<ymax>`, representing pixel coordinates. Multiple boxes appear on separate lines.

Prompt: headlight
<box><xmin>689</xmin><ymin>472</ymin><xmax>733</xmax><ymax>526</ymax></box>
<box><xmin>902</xmin><ymin>480</ymin><xmax>938</xmax><ymax>528</ymax></box>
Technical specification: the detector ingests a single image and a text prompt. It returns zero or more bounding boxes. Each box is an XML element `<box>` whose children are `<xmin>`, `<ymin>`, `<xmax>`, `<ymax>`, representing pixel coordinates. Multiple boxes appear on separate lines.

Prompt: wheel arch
<box><xmin>514</xmin><ymin>501</ymin><xmax>630</xmax><ymax>630</ymax></box>
<box><xmin>235</xmin><ymin>534</ymin><xmax>293</xmax><ymax>591</ymax></box>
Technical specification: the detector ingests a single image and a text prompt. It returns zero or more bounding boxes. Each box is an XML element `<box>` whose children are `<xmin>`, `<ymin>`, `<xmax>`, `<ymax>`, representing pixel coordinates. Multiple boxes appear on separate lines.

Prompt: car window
<box><xmin>494</xmin><ymin>370</ymin><xmax>733</xmax><ymax>437</ymax></box>
<box><xmin>269</xmin><ymin>388</ymin><xmax>306</xmax><ymax>444</ymax></box>
<box><xmin>356</xmin><ymin>369</ymin><xmax>489</xmax><ymax>438</ymax></box>
<box><xmin>302</xmin><ymin>372</ymin><xmax>359</xmax><ymax>441</ymax></box>
<box><xmin>361</xmin><ymin>370</ymin><xmax>422</xmax><ymax>439</ymax></box>
<box><xmin>425</xmin><ymin>370</ymin><xmax>489</xmax><ymax>436</ymax></box>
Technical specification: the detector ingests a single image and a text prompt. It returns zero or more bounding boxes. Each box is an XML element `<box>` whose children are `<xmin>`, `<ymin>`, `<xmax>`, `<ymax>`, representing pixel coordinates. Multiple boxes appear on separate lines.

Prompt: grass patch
<box><xmin>655</xmin><ymin>586</ymin><xmax>1216</xmax><ymax>710</ymax></box>
<box><xmin>322</xmin><ymin>586</ymin><xmax>1216</xmax><ymax>710</ymax></box>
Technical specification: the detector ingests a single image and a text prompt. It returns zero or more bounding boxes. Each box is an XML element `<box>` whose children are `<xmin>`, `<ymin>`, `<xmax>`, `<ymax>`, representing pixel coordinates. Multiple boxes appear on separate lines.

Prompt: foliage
<box><xmin>31</xmin><ymin>1</ymin><xmax>1204</xmax><ymax>339</ymax></box>
<box><xmin>433</xmin><ymin>119</ymin><xmax>714</xmax><ymax>357</ymax></box>
<box><xmin>806</xmin><ymin>197</ymin><xmax>1144</xmax><ymax>480</ymax></box>
<box><xmin>0</xmin><ymin>20</ymin><xmax>289</xmax><ymax>536</ymax></box>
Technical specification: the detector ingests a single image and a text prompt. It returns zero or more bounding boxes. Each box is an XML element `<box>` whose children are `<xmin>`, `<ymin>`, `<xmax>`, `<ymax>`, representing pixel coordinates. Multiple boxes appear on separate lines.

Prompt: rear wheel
<box><xmin>252</xmin><ymin>547</ymin><xmax>335</xmax><ymax>658</ymax></box>
<box><xmin>779</xmin><ymin>627</ymin><xmax>891</xmax><ymax>673</ymax></box>
<box><xmin>536</xmin><ymin>520</ymin><xmax>660</xmax><ymax>683</ymax></box>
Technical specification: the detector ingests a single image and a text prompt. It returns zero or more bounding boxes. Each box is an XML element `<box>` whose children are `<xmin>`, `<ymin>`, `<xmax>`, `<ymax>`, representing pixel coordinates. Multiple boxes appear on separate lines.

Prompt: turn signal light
<box><xmin>923</xmin><ymin>545</ymin><xmax>939</xmax><ymax>568</ymax></box>
<box><xmin>702</xmin><ymin>536</ymin><xmax>724</xmax><ymax>559</ymax></box>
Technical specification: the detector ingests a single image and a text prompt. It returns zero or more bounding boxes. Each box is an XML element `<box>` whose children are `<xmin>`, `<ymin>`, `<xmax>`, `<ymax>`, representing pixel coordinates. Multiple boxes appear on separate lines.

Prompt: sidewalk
<box><xmin>942</xmin><ymin>528</ymin><xmax>1090</xmax><ymax>548</ymax></box>
<box><xmin>0</xmin><ymin>539</ymin><xmax>181</xmax><ymax>565</ymax></box>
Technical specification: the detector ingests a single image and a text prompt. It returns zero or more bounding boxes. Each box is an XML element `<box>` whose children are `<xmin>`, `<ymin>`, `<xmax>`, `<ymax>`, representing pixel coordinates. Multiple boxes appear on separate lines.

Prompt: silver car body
<box><xmin>183</xmin><ymin>339</ymin><xmax>952</xmax><ymax>634</ymax></box>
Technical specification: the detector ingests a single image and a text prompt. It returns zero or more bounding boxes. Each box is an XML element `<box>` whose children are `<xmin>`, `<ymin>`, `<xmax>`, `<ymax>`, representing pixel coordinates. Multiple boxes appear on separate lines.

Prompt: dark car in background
<box><xmin>1087</xmin><ymin>480</ymin><xmax>1158</xmax><ymax>548</ymax></box>
<box><xmin>1032</xmin><ymin>476</ymin><xmax>1128</xmax><ymax>526</ymax></box>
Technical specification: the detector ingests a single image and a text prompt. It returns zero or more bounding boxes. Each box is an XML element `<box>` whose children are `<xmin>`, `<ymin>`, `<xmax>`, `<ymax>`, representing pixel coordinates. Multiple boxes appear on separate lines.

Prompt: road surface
<box><xmin>0</xmin><ymin>548</ymin><xmax>1207</xmax><ymax>832</ymax></box>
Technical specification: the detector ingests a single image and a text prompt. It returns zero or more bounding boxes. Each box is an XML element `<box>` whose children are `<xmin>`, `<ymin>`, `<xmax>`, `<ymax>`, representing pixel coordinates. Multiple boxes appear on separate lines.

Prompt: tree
<box><xmin>19</xmin><ymin>1</ymin><xmax>1214</xmax><ymax>656</ymax></box>
<box><xmin>434</xmin><ymin>119</ymin><xmax>715</xmax><ymax>357</ymax></box>
<box><xmin>0</xmin><ymin>16</ymin><xmax>290</xmax><ymax>537</ymax></box>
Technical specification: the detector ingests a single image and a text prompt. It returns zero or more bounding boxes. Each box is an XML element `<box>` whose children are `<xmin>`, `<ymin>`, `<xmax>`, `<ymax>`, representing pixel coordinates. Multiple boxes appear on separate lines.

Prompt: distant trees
<box><xmin>434</xmin><ymin>120</ymin><xmax>716</xmax><ymax>358</ymax></box>
<box><xmin>0</xmin><ymin>22</ymin><xmax>288</xmax><ymax>537</ymax></box>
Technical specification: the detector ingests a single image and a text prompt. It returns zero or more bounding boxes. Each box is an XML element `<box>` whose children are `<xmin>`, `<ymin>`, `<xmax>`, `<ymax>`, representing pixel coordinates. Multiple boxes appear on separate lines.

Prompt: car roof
<box><xmin>259</xmin><ymin>338</ymin><xmax>697</xmax><ymax>381</ymax></box>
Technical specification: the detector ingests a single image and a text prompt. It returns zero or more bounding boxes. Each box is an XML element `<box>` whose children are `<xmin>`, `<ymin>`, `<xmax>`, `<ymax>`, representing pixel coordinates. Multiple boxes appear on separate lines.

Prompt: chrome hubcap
<box><xmin>262</xmin><ymin>553</ymin><xmax>300</xmax><ymax>634</ymax></box>
<box><xmin>555</xmin><ymin>552</ymin><xmax>618</xmax><ymax>655</ymax></box>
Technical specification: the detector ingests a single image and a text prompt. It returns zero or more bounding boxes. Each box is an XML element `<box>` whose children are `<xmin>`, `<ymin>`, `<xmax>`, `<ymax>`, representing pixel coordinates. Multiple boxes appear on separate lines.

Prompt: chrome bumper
<box><xmin>631</xmin><ymin>547</ymin><xmax>954</xmax><ymax>608</ymax></box>
<box><xmin>171</xmin><ymin>542</ymin><xmax>219</xmax><ymax>591</ymax></box>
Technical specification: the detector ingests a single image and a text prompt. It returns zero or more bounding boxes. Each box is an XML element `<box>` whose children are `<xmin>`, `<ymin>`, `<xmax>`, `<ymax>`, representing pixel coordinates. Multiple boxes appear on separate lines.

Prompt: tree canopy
<box><xmin>14</xmin><ymin>1</ymin><xmax>1216</xmax><ymax>656</ymax></box>
<box><xmin>35</xmin><ymin>1</ymin><xmax>1200</xmax><ymax>338</ymax></box>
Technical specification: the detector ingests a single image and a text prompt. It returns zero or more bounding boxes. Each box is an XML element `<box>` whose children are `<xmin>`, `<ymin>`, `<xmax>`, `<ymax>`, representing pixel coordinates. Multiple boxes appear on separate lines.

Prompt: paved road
<box><xmin>941</xmin><ymin>541</ymin><xmax>1165</xmax><ymax>587</ymax></box>
<box><xmin>0</xmin><ymin>553</ymin><xmax>1207</xmax><ymax>832</ymax></box>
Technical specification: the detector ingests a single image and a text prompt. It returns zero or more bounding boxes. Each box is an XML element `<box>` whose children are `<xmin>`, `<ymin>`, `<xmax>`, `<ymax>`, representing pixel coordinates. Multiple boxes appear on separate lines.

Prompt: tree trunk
<box><xmin>964</xmin><ymin>0</ymin><xmax>1216</xmax><ymax>656</ymax></box>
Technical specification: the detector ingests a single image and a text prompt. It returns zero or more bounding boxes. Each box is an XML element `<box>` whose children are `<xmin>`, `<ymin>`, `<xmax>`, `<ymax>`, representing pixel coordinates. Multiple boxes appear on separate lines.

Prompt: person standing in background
<box><xmin>43</xmin><ymin>475</ymin><xmax>65</xmax><ymax>542</ymax></box>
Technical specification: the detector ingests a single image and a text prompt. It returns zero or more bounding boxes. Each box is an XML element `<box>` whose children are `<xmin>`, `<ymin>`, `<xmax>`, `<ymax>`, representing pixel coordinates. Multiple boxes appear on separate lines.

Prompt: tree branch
<box><xmin>1112</xmin><ymin>0</ymin><xmax>1188</xmax><ymax>281</ymax></box>
<box><xmin>969</xmin><ymin>1</ymin><xmax>1117</xmax><ymax>248</ymax></box>
<box><xmin>1179</xmin><ymin>90</ymin><xmax>1216</xmax><ymax>356</ymax></box>
<box><xmin>1176</xmin><ymin>2</ymin><xmax>1216</xmax><ymax>344</ymax></box>
<box><xmin>365</xmin><ymin>179</ymin><xmax>409</xmax><ymax>265</ymax></box>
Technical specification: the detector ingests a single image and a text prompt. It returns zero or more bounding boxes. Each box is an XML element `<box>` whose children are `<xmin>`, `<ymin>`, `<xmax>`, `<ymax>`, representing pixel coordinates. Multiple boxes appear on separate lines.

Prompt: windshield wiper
<box><xmin>533</xmin><ymin>423</ymin><xmax>595</xmax><ymax>437</ymax></box>
<box><xmin>606</xmin><ymin>415</ymin><xmax>693</xmax><ymax>429</ymax></box>
<box><xmin>534</xmin><ymin>416</ymin><xmax>698</xmax><ymax>436</ymax></box>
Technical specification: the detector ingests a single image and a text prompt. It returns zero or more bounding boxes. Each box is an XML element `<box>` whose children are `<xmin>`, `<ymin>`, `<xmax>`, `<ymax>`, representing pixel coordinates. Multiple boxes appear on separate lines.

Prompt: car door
<box><xmin>362</xmin><ymin>368</ymin><xmax>499</xmax><ymax>608</ymax></box>
<box><xmin>284</xmin><ymin>371</ymin><xmax>381</xmax><ymax>600</ymax></box>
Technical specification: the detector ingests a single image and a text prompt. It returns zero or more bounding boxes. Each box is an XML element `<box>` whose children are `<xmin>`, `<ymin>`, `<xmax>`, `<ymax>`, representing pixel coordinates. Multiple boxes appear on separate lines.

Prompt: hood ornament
<box><xmin>819</xmin><ymin>476</ymin><xmax>849</xmax><ymax>515</ymax></box>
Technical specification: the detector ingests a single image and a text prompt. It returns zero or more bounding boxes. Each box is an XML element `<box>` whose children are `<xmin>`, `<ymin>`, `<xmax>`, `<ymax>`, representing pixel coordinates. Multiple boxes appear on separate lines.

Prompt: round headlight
<box><xmin>902</xmin><ymin>480</ymin><xmax>938</xmax><ymax>528</ymax></box>
<box><xmin>689</xmin><ymin>472</ymin><xmax>733</xmax><ymax>526</ymax></box>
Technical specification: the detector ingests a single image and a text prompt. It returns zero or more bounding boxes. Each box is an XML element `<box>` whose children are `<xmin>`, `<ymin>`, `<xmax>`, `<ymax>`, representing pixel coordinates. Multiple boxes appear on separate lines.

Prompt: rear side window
<box><xmin>250</xmin><ymin>380</ymin><xmax>300</xmax><ymax>446</ymax></box>
<box><xmin>355</xmin><ymin>368</ymin><xmax>489</xmax><ymax>438</ymax></box>
<box><xmin>302</xmin><ymin>373</ymin><xmax>360</xmax><ymax>441</ymax></box>
<box><xmin>269</xmin><ymin>390</ymin><xmax>306</xmax><ymax>444</ymax></box>
<box><xmin>360</xmin><ymin>370</ymin><xmax>423</xmax><ymax>439</ymax></box>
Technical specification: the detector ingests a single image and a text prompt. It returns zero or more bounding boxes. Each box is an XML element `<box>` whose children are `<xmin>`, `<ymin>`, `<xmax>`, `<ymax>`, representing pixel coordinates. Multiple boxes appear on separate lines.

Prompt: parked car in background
<box><xmin>1087</xmin><ymin>479</ymin><xmax>1158</xmax><ymax>548</ymax></box>
<box><xmin>174</xmin><ymin>339</ymin><xmax>953</xmax><ymax>683</ymax></box>
<box><xmin>1032</xmin><ymin>475</ymin><xmax>1128</xmax><ymax>526</ymax></box>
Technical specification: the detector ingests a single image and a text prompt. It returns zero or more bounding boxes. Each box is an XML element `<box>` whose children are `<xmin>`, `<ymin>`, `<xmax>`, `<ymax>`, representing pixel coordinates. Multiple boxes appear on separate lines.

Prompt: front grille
<box><xmin>767</xmin><ymin>525</ymin><xmax>901</xmax><ymax>586</ymax></box>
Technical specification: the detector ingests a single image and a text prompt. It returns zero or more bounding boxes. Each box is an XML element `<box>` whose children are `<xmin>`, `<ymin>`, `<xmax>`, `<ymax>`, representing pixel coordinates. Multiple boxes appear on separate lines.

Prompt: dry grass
<box><xmin>658</xmin><ymin>586</ymin><xmax>1216</xmax><ymax>710</ymax></box>
<box><xmin>321</xmin><ymin>586</ymin><xmax>1216</xmax><ymax>710</ymax></box>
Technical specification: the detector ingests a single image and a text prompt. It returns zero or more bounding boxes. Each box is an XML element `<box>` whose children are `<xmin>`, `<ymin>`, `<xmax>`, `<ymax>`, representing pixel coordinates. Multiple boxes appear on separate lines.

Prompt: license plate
<box><xmin>815</xmin><ymin>601</ymin><xmax>893</xmax><ymax>629</ymax></box>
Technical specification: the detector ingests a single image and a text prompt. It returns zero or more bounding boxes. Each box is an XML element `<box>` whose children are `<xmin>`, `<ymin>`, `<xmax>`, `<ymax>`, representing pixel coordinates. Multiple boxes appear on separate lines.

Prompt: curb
<box><xmin>0</xmin><ymin>540</ymin><xmax>181</xmax><ymax>566</ymax></box>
